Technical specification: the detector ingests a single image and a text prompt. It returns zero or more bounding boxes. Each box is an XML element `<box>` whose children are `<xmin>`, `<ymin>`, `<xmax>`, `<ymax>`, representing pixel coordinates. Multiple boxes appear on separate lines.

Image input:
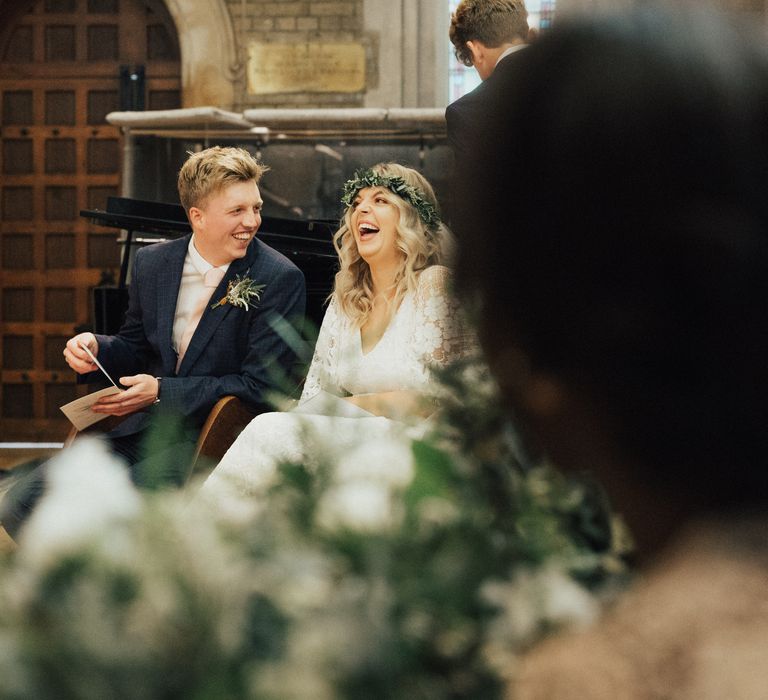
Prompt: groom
<box><xmin>1</xmin><ymin>146</ymin><xmax>306</xmax><ymax>537</ymax></box>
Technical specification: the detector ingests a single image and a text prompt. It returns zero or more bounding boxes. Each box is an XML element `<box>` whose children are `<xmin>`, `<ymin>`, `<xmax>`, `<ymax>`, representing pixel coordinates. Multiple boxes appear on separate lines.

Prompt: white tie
<box><xmin>176</xmin><ymin>267</ymin><xmax>226</xmax><ymax>372</ymax></box>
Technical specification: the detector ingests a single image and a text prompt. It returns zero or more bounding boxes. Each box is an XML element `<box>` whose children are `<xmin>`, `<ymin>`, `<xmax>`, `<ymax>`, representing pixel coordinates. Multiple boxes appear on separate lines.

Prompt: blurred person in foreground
<box><xmin>453</xmin><ymin>5</ymin><xmax>768</xmax><ymax>698</ymax></box>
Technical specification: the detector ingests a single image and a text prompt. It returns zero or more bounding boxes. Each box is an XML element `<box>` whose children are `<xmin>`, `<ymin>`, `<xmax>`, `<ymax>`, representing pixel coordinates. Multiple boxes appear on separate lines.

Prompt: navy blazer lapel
<box><xmin>157</xmin><ymin>236</ymin><xmax>188</xmax><ymax>373</ymax></box>
<box><xmin>175</xmin><ymin>244</ymin><xmax>258</xmax><ymax>376</ymax></box>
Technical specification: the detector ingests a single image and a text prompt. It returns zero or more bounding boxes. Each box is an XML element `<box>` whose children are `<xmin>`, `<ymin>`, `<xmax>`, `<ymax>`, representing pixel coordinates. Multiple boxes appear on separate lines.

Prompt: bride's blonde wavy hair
<box><xmin>332</xmin><ymin>163</ymin><xmax>451</xmax><ymax>327</ymax></box>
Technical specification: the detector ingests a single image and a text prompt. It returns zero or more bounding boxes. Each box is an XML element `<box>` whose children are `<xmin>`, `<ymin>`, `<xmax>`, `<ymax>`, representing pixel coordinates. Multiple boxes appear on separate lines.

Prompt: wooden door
<box><xmin>0</xmin><ymin>0</ymin><xmax>180</xmax><ymax>441</ymax></box>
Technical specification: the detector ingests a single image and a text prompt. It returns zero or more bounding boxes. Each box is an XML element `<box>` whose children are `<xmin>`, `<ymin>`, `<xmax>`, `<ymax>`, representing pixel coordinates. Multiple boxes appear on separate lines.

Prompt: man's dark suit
<box><xmin>445</xmin><ymin>50</ymin><xmax>525</xmax><ymax>229</ymax></box>
<box><xmin>446</xmin><ymin>51</ymin><xmax>524</xmax><ymax>163</ymax></box>
<box><xmin>95</xmin><ymin>233</ymin><xmax>305</xmax><ymax>436</ymax></box>
<box><xmin>0</xmin><ymin>234</ymin><xmax>305</xmax><ymax>537</ymax></box>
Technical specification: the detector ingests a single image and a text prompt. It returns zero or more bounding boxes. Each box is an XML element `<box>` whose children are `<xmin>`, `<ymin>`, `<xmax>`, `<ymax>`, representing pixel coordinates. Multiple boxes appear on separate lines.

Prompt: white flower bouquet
<box><xmin>0</xmin><ymin>357</ymin><xmax>629</xmax><ymax>699</ymax></box>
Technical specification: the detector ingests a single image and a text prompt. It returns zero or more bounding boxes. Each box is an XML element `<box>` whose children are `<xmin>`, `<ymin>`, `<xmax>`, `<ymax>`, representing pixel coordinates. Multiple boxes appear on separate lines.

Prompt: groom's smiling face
<box><xmin>188</xmin><ymin>180</ymin><xmax>263</xmax><ymax>266</ymax></box>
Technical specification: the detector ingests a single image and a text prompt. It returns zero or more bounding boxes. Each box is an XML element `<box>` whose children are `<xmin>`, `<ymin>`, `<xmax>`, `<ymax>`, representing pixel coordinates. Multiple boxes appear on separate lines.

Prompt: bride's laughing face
<box><xmin>350</xmin><ymin>186</ymin><xmax>401</xmax><ymax>266</ymax></box>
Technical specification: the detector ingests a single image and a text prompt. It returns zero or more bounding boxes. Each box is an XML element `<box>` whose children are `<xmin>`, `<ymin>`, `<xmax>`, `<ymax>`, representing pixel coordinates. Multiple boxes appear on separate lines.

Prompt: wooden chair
<box><xmin>63</xmin><ymin>396</ymin><xmax>259</xmax><ymax>480</ymax></box>
<box><xmin>189</xmin><ymin>396</ymin><xmax>259</xmax><ymax>477</ymax></box>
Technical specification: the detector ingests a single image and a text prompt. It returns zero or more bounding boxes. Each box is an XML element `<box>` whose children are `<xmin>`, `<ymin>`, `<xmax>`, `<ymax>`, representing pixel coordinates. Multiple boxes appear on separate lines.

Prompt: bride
<box><xmin>202</xmin><ymin>163</ymin><xmax>472</xmax><ymax>497</ymax></box>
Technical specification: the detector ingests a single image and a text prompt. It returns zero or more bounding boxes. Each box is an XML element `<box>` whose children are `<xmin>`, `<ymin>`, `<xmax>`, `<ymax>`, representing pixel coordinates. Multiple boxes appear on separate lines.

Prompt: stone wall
<box><xmin>558</xmin><ymin>0</ymin><xmax>767</xmax><ymax>16</ymax></box>
<box><xmin>717</xmin><ymin>0</ymin><xmax>767</xmax><ymax>15</ymax></box>
<box><xmin>170</xmin><ymin>0</ymin><xmax>768</xmax><ymax>112</ymax></box>
<box><xmin>224</xmin><ymin>0</ymin><xmax>370</xmax><ymax>110</ymax></box>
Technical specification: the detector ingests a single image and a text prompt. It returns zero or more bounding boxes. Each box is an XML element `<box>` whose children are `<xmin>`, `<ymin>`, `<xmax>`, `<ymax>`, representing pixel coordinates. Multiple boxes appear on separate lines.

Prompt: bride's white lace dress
<box><xmin>202</xmin><ymin>265</ymin><xmax>471</xmax><ymax>497</ymax></box>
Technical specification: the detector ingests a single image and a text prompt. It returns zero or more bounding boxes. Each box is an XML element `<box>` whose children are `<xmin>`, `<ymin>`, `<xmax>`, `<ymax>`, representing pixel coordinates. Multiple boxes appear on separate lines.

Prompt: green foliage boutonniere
<box><xmin>211</xmin><ymin>275</ymin><xmax>265</xmax><ymax>311</ymax></box>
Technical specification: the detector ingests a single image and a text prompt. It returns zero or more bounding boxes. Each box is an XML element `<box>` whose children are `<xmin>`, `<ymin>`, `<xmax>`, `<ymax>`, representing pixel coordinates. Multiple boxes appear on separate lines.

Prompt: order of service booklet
<box><xmin>59</xmin><ymin>344</ymin><xmax>123</xmax><ymax>430</ymax></box>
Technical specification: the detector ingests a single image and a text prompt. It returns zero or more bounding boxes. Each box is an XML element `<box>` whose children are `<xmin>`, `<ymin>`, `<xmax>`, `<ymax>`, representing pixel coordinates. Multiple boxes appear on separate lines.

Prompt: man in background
<box><xmin>445</xmin><ymin>0</ymin><xmax>532</xmax><ymax>170</ymax></box>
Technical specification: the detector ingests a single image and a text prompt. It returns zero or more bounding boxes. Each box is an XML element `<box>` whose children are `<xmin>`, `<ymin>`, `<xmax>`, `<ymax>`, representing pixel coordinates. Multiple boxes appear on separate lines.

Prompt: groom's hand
<box><xmin>63</xmin><ymin>332</ymin><xmax>99</xmax><ymax>374</ymax></box>
<box><xmin>92</xmin><ymin>374</ymin><xmax>159</xmax><ymax>416</ymax></box>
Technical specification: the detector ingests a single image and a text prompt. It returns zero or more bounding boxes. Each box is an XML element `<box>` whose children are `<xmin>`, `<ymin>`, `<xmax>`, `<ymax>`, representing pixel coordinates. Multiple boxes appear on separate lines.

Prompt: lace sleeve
<box><xmin>299</xmin><ymin>295</ymin><xmax>344</xmax><ymax>404</ymax></box>
<box><xmin>413</xmin><ymin>265</ymin><xmax>476</xmax><ymax>369</ymax></box>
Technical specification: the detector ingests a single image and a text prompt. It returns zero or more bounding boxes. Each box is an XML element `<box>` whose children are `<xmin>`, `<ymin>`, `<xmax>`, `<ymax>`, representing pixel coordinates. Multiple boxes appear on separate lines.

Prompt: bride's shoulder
<box><xmin>416</xmin><ymin>265</ymin><xmax>453</xmax><ymax>296</ymax></box>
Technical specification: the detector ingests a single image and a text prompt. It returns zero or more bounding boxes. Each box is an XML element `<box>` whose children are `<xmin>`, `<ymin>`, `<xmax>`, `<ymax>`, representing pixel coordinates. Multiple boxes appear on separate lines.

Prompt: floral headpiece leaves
<box><xmin>341</xmin><ymin>168</ymin><xmax>440</xmax><ymax>231</ymax></box>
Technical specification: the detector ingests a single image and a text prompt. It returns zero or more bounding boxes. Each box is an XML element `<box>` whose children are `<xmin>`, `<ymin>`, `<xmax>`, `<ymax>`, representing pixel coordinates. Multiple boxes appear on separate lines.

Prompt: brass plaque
<box><xmin>247</xmin><ymin>42</ymin><xmax>366</xmax><ymax>95</ymax></box>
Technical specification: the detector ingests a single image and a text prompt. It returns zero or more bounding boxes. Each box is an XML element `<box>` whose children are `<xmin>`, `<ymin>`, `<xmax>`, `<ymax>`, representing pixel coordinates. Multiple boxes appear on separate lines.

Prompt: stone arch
<box><xmin>163</xmin><ymin>0</ymin><xmax>239</xmax><ymax>108</ymax></box>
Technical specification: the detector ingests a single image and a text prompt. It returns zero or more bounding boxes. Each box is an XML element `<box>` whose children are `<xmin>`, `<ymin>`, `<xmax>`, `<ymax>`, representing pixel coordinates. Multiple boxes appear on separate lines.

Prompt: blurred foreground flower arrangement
<box><xmin>0</xmin><ymin>357</ymin><xmax>629</xmax><ymax>699</ymax></box>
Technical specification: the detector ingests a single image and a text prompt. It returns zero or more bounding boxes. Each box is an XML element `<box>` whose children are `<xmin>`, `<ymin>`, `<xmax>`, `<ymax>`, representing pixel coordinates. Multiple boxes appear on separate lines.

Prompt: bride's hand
<box><xmin>343</xmin><ymin>390</ymin><xmax>434</xmax><ymax>419</ymax></box>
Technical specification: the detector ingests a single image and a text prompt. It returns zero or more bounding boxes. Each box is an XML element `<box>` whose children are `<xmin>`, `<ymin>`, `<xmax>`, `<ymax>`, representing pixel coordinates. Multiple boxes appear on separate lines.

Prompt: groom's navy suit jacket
<box><xmin>90</xmin><ymin>234</ymin><xmax>306</xmax><ymax>439</ymax></box>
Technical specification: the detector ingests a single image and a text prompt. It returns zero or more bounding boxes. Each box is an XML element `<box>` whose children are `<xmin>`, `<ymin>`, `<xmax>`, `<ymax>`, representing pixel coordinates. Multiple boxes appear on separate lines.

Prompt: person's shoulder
<box><xmin>417</xmin><ymin>265</ymin><xmax>452</xmax><ymax>293</ymax></box>
<box><xmin>516</xmin><ymin>518</ymin><xmax>768</xmax><ymax>700</ymax></box>
<box><xmin>448</xmin><ymin>47</ymin><xmax>527</xmax><ymax>116</ymax></box>
<box><xmin>139</xmin><ymin>235</ymin><xmax>187</xmax><ymax>256</ymax></box>
<box><xmin>486</xmin><ymin>48</ymin><xmax>527</xmax><ymax>89</ymax></box>
<box><xmin>495</xmin><ymin>47</ymin><xmax>526</xmax><ymax>72</ymax></box>
<box><xmin>446</xmin><ymin>83</ymin><xmax>484</xmax><ymax>116</ymax></box>
<box><xmin>134</xmin><ymin>235</ymin><xmax>188</xmax><ymax>267</ymax></box>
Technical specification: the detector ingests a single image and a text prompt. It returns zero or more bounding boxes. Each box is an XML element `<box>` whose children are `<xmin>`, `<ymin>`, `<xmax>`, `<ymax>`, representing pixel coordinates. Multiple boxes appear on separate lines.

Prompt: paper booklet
<box><xmin>59</xmin><ymin>344</ymin><xmax>123</xmax><ymax>430</ymax></box>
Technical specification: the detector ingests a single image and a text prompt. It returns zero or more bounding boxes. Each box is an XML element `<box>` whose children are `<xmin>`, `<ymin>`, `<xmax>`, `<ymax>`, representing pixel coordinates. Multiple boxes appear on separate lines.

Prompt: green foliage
<box><xmin>0</xmin><ymin>355</ymin><xmax>629</xmax><ymax>699</ymax></box>
<box><xmin>211</xmin><ymin>275</ymin><xmax>265</xmax><ymax>311</ymax></box>
<box><xmin>341</xmin><ymin>169</ymin><xmax>441</xmax><ymax>231</ymax></box>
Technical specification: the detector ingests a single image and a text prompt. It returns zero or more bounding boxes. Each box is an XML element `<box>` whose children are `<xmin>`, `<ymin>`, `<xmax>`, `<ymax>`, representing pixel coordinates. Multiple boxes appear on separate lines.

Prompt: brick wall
<box><xmin>720</xmin><ymin>0</ymin><xmax>767</xmax><ymax>14</ymax></box>
<box><xmin>225</xmin><ymin>0</ymin><xmax>371</xmax><ymax>109</ymax></box>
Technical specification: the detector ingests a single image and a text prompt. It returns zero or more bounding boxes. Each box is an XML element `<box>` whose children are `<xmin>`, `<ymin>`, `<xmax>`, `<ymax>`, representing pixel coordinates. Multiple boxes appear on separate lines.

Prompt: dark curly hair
<box><xmin>449</xmin><ymin>0</ymin><xmax>529</xmax><ymax>66</ymax></box>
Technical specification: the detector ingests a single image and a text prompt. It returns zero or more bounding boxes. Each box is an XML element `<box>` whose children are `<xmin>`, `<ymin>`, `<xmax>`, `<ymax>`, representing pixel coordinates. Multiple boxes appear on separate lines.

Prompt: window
<box><xmin>448</xmin><ymin>0</ymin><xmax>556</xmax><ymax>101</ymax></box>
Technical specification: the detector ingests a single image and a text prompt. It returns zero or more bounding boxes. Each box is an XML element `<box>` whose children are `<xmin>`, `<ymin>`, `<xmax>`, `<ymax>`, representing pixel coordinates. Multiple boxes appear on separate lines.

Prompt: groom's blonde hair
<box><xmin>177</xmin><ymin>146</ymin><xmax>268</xmax><ymax>213</ymax></box>
<box><xmin>333</xmin><ymin>162</ymin><xmax>450</xmax><ymax>327</ymax></box>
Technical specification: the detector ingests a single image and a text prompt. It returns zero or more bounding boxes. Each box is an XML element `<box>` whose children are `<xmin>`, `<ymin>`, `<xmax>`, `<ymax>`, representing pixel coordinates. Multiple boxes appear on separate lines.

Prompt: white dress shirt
<box><xmin>495</xmin><ymin>43</ymin><xmax>528</xmax><ymax>67</ymax></box>
<box><xmin>172</xmin><ymin>235</ymin><xmax>229</xmax><ymax>354</ymax></box>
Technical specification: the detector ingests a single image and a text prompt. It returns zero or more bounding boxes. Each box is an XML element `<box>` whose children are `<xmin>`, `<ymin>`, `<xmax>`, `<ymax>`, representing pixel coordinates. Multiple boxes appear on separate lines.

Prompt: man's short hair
<box><xmin>450</xmin><ymin>0</ymin><xmax>529</xmax><ymax>67</ymax></box>
<box><xmin>177</xmin><ymin>146</ymin><xmax>268</xmax><ymax>212</ymax></box>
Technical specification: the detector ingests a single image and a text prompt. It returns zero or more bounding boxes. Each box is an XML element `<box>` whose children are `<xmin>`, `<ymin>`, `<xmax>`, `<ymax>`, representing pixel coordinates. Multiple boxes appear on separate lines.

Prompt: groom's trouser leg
<box><xmin>0</xmin><ymin>433</ymin><xmax>143</xmax><ymax>541</ymax></box>
<box><xmin>127</xmin><ymin>437</ymin><xmax>197</xmax><ymax>489</ymax></box>
<box><xmin>0</xmin><ymin>430</ymin><xmax>200</xmax><ymax>540</ymax></box>
<box><xmin>0</xmin><ymin>462</ymin><xmax>45</xmax><ymax>540</ymax></box>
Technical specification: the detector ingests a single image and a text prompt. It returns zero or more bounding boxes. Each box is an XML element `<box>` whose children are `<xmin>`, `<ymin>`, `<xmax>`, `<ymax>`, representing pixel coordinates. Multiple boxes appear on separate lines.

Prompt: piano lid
<box><xmin>81</xmin><ymin>196</ymin><xmax>338</xmax><ymax>331</ymax></box>
<box><xmin>81</xmin><ymin>196</ymin><xmax>338</xmax><ymax>255</ymax></box>
<box><xmin>81</xmin><ymin>197</ymin><xmax>192</xmax><ymax>235</ymax></box>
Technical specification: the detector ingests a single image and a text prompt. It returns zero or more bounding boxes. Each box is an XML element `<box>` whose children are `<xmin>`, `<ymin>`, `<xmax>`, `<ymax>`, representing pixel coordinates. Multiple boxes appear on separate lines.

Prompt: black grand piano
<box><xmin>81</xmin><ymin>197</ymin><xmax>338</xmax><ymax>334</ymax></box>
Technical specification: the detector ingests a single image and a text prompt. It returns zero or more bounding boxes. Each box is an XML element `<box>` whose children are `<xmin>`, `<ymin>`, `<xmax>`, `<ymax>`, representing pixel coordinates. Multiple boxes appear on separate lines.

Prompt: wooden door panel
<box><xmin>0</xmin><ymin>0</ymin><xmax>180</xmax><ymax>440</ymax></box>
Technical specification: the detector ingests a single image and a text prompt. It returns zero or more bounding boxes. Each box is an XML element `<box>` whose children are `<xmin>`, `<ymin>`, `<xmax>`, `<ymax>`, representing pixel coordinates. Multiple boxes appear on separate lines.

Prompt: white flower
<box><xmin>316</xmin><ymin>480</ymin><xmax>401</xmax><ymax>533</ymax></box>
<box><xmin>18</xmin><ymin>437</ymin><xmax>142</xmax><ymax>568</ymax></box>
<box><xmin>263</xmin><ymin>550</ymin><xmax>336</xmax><ymax>611</ymax></box>
<box><xmin>416</xmin><ymin>496</ymin><xmax>460</xmax><ymax>527</ymax></box>
<box><xmin>482</xmin><ymin>564</ymin><xmax>599</xmax><ymax>649</ymax></box>
<box><xmin>314</xmin><ymin>433</ymin><xmax>415</xmax><ymax>533</ymax></box>
<box><xmin>334</xmin><ymin>434</ymin><xmax>415</xmax><ymax>488</ymax></box>
<box><xmin>0</xmin><ymin>631</ymin><xmax>29</xmax><ymax>696</ymax></box>
<box><xmin>541</xmin><ymin>567</ymin><xmax>600</xmax><ymax>626</ymax></box>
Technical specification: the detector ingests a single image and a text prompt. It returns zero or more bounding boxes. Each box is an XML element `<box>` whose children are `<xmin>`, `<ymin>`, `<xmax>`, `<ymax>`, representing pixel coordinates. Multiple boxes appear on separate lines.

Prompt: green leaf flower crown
<box><xmin>341</xmin><ymin>168</ymin><xmax>441</xmax><ymax>231</ymax></box>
